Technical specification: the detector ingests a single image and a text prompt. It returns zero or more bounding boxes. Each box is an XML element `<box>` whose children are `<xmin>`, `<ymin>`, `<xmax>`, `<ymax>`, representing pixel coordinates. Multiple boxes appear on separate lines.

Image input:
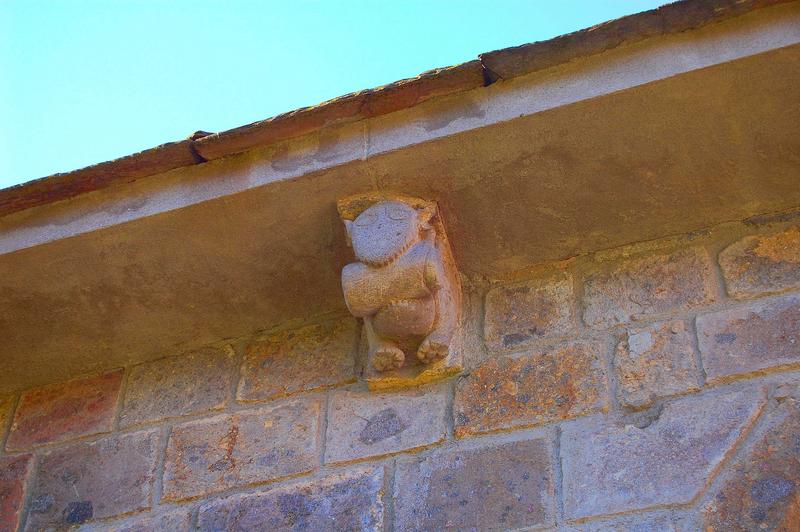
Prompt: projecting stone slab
<box><xmin>719</xmin><ymin>226</ymin><xmax>800</xmax><ymax>298</ymax></box>
<box><xmin>197</xmin><ymin>467</ymin><xmax>384</xmax><ymax>531</ymax></box>
<box><xmin>561</xmin><ymin>388</ymin><xmax>763</xmax><ymax>519</ymax></box>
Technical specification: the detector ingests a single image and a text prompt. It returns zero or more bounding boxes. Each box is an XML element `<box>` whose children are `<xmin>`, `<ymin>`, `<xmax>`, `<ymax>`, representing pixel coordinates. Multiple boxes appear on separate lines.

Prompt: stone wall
<box><xmin>1</xmin><ymin>217</ymin><xmax>799</xmax><ymax>531</ymax></box>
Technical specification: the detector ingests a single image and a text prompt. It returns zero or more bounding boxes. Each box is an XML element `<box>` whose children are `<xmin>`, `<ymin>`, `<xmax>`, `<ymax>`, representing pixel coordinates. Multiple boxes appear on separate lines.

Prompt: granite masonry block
<box><xmin>162</xmin><ymin>398</ymin><xmax>320</xmax><ymax>501</ymax></box>
<box><xmin>395</xmin><ymin>438</ymin><xmax>555</xmax><ymax>530</ymax></box>
<box><xmin>697</xmin><ymin>294</ymin><xmax>800</xmax><ymax>383</ymax></box>
<box><xmin>197</xmin><ymin>467</ymin><xmax>384</xmax><ymax>531</ymax></box>
<box><xmin>582</xmin><ymin>247</ymin><xmax>715</xmax><ymax>328</ymax></box>
<box><xmin>454</xmin><ymin>340</ymin><xmax>607</xmax><ymax>437</ymax></box>
<box><xmin>325</xmin><ymin>386</ymin><xmax>447</xmax><ymax>463</ymax></box>
<box><xmin>26</xmin><ymin>429</ymin><xmax>159</xmax><ymax>530</ymax></box>
<box><xmin>77</xmin><ymin>508</ymin><xmax>193</xmax><ymax>532</ymax></box>
<box><xmin>614</xmin><ymin>319</ymin><xmax>700</xmax><ymax>409</ymax></box>
<box><xmin>7</xmin><ymin>370</ymin><xmax>123</xmax><ymax>451</ymax></box>
<box><xmin>719</xmin><ymin>226</ymin><xmax>800</xmax><ymax>298</ymax></box>
<box><xmin>121</xmin><ymin>346</ymin><xmax>235</xmax><ymax>427</ymax></box>
<box><xmin>561</xmin><ymin>388</ymin><xmax>762</xmax><ymax>520</ymax></box>
<box><xmin>484</xmin><ymin>272</ymin><xmax>577</xmax><ymax>350</ymax></box>
<box><xmin>238</xmin><ymin>318</ymin><xmax>357</xmax><ymax>402</ymax></box>
<box><xmin>701</xmin><ymin>386</ymin><xmax>800</xmax><ymax>531</ymax></box>
<box><xmin>0</xmin><ymin>454</ymin><xmax>32</xmax><ymax>532</ymax></box>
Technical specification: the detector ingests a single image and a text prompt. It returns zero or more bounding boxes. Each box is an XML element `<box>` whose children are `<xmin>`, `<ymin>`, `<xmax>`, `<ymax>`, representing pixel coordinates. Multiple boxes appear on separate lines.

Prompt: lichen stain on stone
<box><xmin>210</xmin><ymin>424</ymin><xmax>239</xmax><ymax>473</ymax></box>
<box><xmin>751</xmin><ymin>227</ymin><xmax>800</xmax><ymax>263</ymax></box>
<box><xmin>63</xmin><ymin>500</ymin><xmax>92</xmax><ymax>525</ymax></box>
<box><xmin>358</xmin><ymin>408</ymin><xmax>408</xmax><ymax>445</ymax></box>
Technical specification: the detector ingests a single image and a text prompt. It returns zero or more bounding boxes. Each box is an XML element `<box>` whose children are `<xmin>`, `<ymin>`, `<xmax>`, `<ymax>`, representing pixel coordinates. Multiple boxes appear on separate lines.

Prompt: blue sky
<box><xmin>0</xmin><ymin>1</ymin><xmax>664</xmax><ymax>188</ymax></box>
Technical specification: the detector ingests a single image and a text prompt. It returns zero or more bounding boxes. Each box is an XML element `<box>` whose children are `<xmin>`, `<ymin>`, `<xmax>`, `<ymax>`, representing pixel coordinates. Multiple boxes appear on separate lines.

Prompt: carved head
<box><xmin>344</xmin><ymin>200</ymin><xmax>434</xmax><ymax>266</ymax></box>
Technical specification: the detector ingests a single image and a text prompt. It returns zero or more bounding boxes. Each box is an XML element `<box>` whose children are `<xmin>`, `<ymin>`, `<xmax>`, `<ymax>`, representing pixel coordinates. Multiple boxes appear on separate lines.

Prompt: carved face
<box><xmin>348</xmin><ymin>201</ymin><xmax>423</xmax><ymax>266</ymax></box>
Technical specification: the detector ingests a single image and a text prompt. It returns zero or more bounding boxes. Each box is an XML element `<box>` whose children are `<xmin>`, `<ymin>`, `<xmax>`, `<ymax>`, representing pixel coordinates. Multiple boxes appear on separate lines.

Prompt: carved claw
<box><xmin>372</xmin><ymin>346</ymin><xmax>405</xmax><ymax>372</ymax></box>
<box><xmin>417</xmin><ymin>336</ymin><xmax>449</xmax><ymax>364</ymax></box>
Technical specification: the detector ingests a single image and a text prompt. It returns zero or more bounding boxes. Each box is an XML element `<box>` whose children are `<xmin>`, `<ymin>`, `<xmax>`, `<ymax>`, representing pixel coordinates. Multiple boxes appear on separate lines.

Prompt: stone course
<box><xmin>162</xmin><ymin>398</ymin><xmax>320</xmax><ymax>501</ymax></box>
<box><xmin>77</xmin><ymin>508</ymin><xmax>193</xmax><ymax>532</ymax></box>
<box><xmin>121</xmin><ymin>346</ymin><xmax>235</xmax><ymax>427</ymax></box>
<box><xmin>484</xmin><ymin>272</ymin><xmax>577</xmax><ymax>350</ymax></box>
<box><xmin>697</xmin><ymin>293</ymin><xmax>800</xmax><ymax>383</ymax></box>
<box><xmin>0</xmin><ymin>454</ymin><xmax>32</xmax><ymax>532</ymax></box>
<box><xmin>6</xmin><ymin>370</ymin><xmax>123</xmax><ymax>451</ymax></box>
<box><xmin>719</xmin><ymin>226</ymin><xmax>800</xmax><ymax>298</ymax></box>
<box><xmin>455</xmin><ymin>341</ymin><xmax>607</xmax><ymax>437</ymax></box>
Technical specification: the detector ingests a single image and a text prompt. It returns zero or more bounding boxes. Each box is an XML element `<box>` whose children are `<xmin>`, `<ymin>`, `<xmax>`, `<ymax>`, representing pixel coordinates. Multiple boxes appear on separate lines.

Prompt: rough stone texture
<box><xmin>719</xmin><ymin>226</ymin><xmax>800</xmax><ymax>298</ymax></box>
<box><xmin>163</xmin><ymin>398</ymin><xmax>320</xmax><ymax>501</ymax></box>
<box><xmin>697</xmin><ymin>294</ymin><xmax>800</xmax><ymax>383</ymax></box>
<box><xmin>0</xmin><ymin>454</ymin><xmax>32</xmax><ymax>532</ymax></box>
<box><xmin>238</xmin><ymin>319</ymin><xmax>357</xmax><ymax>402</ymax></box>
<box><xmin>582</xmin><ymin>248</ymin><xmax>715</xmax><ymax>328</ymax></box>
<box><xmin>121</xmin><ymin>346</ymin><xmax>235</xmax><ymax>427</ymax></box>
<box><xmin>614</xmin><ymin>320</ymin><xmax>700</xmax><ymax>409</ymax></box>
<box><xmin>77</xmin><ymin>508</ymin><xmax>193</xmax><ymax>532</ymax></box>
<box><xmin>197</xmin><ymin>467</ymin><xmax>384</xmax><ymax>531</ymax></box>
<box><xmin>557</xmin><ymin>510</ymin><xmax>686</xmax><ymax>532</ymax></box>
<box><xmin>454</xmin><ymin>341</ymin><xmax>607</xmax><ymax>437</ymax></box>
<box><xmin>700</xmin><ymin>384</ymin><xmax>800</xmax><ymax>531</ymax></box>
<box><xmin>484</xmin><ymin>272</ymin><xmax>577</xmax><ymax>350</ymax></box>
<box><xmin>6</xmin><ymin>370</ymin><xmax>123</xmax><ymax>451</ymax></box>
<box><xmin>26</xmin><ymin>429</ymin><xmax>159</xmax><ymax>530</ymax></box>
<box><xmin>325</xmin><ymin>387</ymin><xmax>447</xmax><ymax>463</ymax></box>
<box><xmin>562</xmin><ymin>388</ymin><xmax>763</xmax><ymax>519</ymax></box>
<box><xmin>0</xmin><ymin>395</ymin><xmax>13</xmax><ymax>433</ymax></box>
<box><xmin>395</xmin><ymin>438</ymin><xmax>555</xmax><ymax>530</ymax></box>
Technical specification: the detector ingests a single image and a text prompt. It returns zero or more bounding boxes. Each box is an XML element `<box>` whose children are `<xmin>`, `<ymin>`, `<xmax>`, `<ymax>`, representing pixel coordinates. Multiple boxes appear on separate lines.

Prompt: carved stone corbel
<box><xmin>338</xmin><ymin>193</ymin><xmax>463</xmax><ymax>391</ymax></box>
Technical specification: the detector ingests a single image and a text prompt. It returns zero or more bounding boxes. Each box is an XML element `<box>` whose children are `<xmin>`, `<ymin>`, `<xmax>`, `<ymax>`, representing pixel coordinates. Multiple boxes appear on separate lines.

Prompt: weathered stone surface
<box><xmin>582</xmin><ymin>248</ymin><xmax>715</xmax><ymax>328</ymax></box>
<box><xmin>454</xmin><ymin>341</ymin><xmax>607</xmax><ymax>437</ymax></box>
<box><xmin>697</xmin><ymin>294</ymin><xmax>800</xmax><ymax>383</ymax></box>
<box><xmin>325</xmin><ymin>387</ymin><xmax>447</xmax><ymax>463</ymax></box>
<box><xmin>484</xmin><ymin>272</ymin><xmax>577</xmax><ymax>350</ymax></box>
<box><xmin>614</xmin><ymin>320</ymin><xmax>700</xmax><ymax>409</ymax></box>
<box><xmin>77</xmin><ymin>508</ymin><xmax>192</xmax><ymax>532</ymax></box>
<box><xmin>562</xmin><ymin>388</ymin><xmax>763</xmax><ymax>519</ymax></box>
<box><xmin>197</xmin><ymin>467</ymin><xmax>384</xmax><ymax>531</ymax></box>
<box><xmin>0</xmin><ymin>454</ymin><xmax>32</xmax><ymax>532</ymax></box>
<box><xmin>7</xmin><ymin>370</ymin><xmax>123</xmax><ymax>451</ymax></box>
<box><xmin>701</xmin><ymin>385</ymin><xmax>800</xmax><ymax>531</ymax></box>
<box><xmin>163</xmin><ymin>398</ymin><xmax>320</xmax><ymax>501</ymax></box>
<box><xmin>238</xmin><ymin>319</ymin><xmax>357</xmax><ymax>402</ymax></box>
<box><xmin>121</xmin><ymin>346</ymin><xmax>235</xmax><ymax>427</ymax></box>
<box><xmin>0</xmin><ymin>395</ymin><xmax>13</xmax><ymax>433</ymax></box>
<box><xmin>395</xmin><ymin>438</ymin><xmax>555</xmax><ymax>530</ymax></box>
<box><xmin>26</xmin><ymin>430</ymin><xmax>159</xmax><ymax>529</ymax></box>
<box><xmin>719</xmin><ymin>226</ymin><xmax>800</xmax><ymax>298</ymax></box>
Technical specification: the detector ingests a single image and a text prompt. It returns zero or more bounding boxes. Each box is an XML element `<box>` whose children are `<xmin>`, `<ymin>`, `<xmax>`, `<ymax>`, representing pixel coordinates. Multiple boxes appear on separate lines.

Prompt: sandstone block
<box><xmin>454</xmin><ymin>341</ymin><xmax>607</xmax><ymax>437</ymax></box>
<box><xmin>614</xmin><ymin>320</ymin><xmax>700</xmax><ymax>409</ymax></box>
<box><xmin>0</xmin><ymin>454</ymin><xmax>32</xmax><ymax>532</ymax></box>
<box><xmin>26</xmin><ymin>430</ymin><xmax>159</xmax><ymax>529</ymax></box>
<box><xmin>325</xmin><ymin>387</ymin><xmax>447</xmax><ymax>463</ymax></box>
<box><xmin>197</xmin><ymin>467</ymin><xmax>384</xmax><ymax>531</ymax></box>
<box><xmin>395</xmin><ymin>438</ymin><xmax>555</xmax><ymax>530</ymax></box>
<box><xmin>719</xmin><ymin>227</ymin><xmax>800</xmax><ymax>298</ymax></box>
<box><xmin>561</xmin><ymin>388</ymin><xmax>762</xmax><ymax>519</ymax></box>
<box><xmin>238</xmin><ymin>318</ymin><xmax>357</xmax><ymax>402</ymax></box>
<box><xmin>78</xmin><ymin>508</ymin><xmax>192</xmax><ymax>532</ymax></box>
<box><xmin>7</xmin><ymin>370</ymin><xmax>123</xmax><ymax>451</ymax></box>
<box><xmin>697</xmin><ymin>294</ymin><xmax>800</xmax><ymax>383</ymax></box>
<box><xmin>0</xmin><ymin>395</ymin><xmax>13</xmax><ymax>434</ymax></box>
<box><xmin>582</xmin><ymin>248</ymin><xmax>715</xmax><ymax>328</ymax></box>
<box><xmin>484</xmin><ymin>273</ymin><xmax>577</xmax><ymax>350</ymax></box>
<box><xmin>163</xmin><ymin>398</ymin><xmax>320</xmax><ymax>501</ymax></box>
<box><xmin>121</xmin><ymin>346</ymin><xmax>235</xmax><ymax>427</ymax></box>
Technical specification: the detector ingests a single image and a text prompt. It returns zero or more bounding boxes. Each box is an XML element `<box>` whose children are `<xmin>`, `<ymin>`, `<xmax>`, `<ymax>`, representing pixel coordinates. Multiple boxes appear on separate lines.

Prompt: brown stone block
<box><xmin>719</xmin><ymin>227</ymin><xmax>800</xmax><ymax>298</ymax></box>
<box><xmin>698</xmin><ymin>294</ymin><xmax>800</xmax><ymax>383</ymax></box>
<box><xmin>0</xmin><ymin>395</ymin><xmax>13</xmax><ymax>436</ymax></box>
<box><xmin>325</xmin><ymin>387</ymin><xmax>447</xmax><ymax>464</ymax></box>
<box><xmin>121</xmin><ymin>346</ymin><xmax>235</xmax><ymax>427</ymax></box>
<box><xmin>582</xmin><ymin>247</ymin><xmax>716</xmax><ymax>329</ymax></box>
<box><xmin>162</xmin><ymin>398</ymin><xmax>320</xmax><ymax>501</ymax></box>
<box><xmin>484</xmin><ymin>272</ymin><xmax>578</xmax><ymax>350</ymax></box>
<box><xmin>454</xmin><ymin>340</ymin><xmax>607</xmax><ymax>437</ymax></box>
<box><xmin>197</xmin><ymin>467</ymin><xmax>384</xmax><ymax>531</ymax></box>
<box><xmin>26</xmin><ymin>430</ymin><xmax>159</xmax><ymax>529</ymax></box>
<box><xmin>0</xmin><ymin>454</ymin><xmax>33</xmax><ymax>532</ymax></box>
<box><xmin>237</xmin><ymin>318</ymin><xmax>357</xmax><ymax>403</ymax></box>
<box><xmin>614</xmin><ymin>320</ymin><xmax>701</xmax><ymax>409</ymax></box>
<box><xmin>7</xmin><ymin>370</ymin><xmax>123</xmax><ymax>451</ymax></box>
<box><xmin>395</xmin><ymin>438</ymin><xmax>555</xmax><ymax>530</ymax></box>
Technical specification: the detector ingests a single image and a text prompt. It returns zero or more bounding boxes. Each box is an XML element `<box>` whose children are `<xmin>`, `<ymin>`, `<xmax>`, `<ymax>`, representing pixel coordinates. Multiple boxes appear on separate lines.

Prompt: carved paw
<box><xmin>372</xmin><ymin>346</ymin><xmax>405</xmax><ymax>372</ymax></box>
<box><xmin>417</xmin><ymin>337</ymin><xmax>449</xmax><ymax>364</ymax></box>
